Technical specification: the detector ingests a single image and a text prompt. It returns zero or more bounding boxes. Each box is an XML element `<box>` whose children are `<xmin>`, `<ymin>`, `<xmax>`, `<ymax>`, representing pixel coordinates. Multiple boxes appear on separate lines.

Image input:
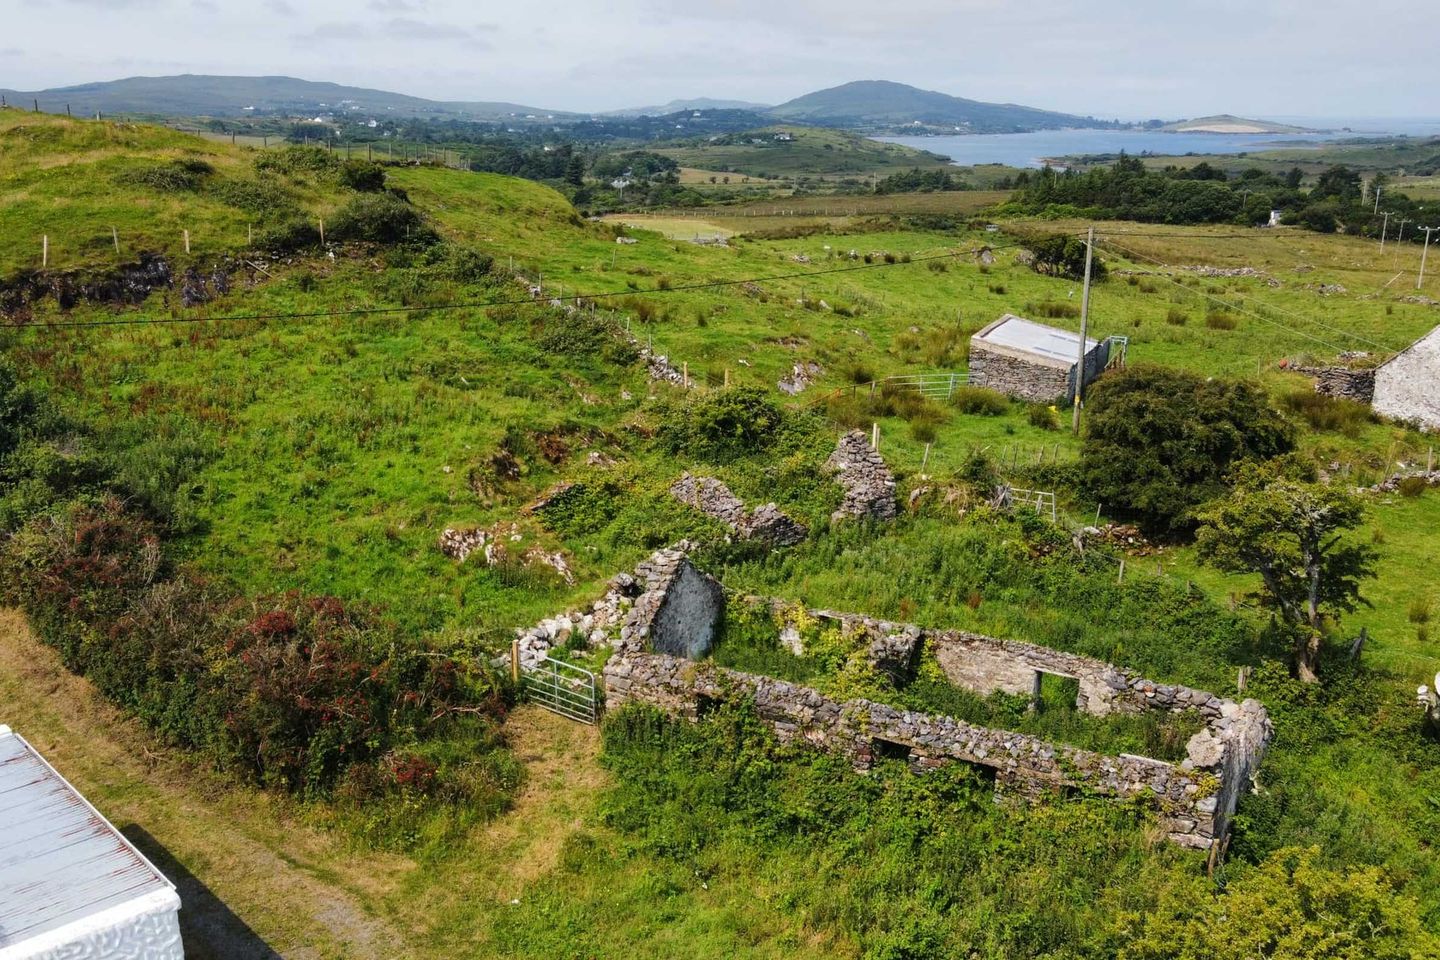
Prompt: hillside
<box><xmin>0</xmin><ymin>74</ymin><xmax>567</xmax><ymax>120</ymax></box>
<box><xmin>767</xmin><ymin>79</ymin><xmax>1112</xmax><ymax>133</ymax></box>
<box><xmin>606</xmin><ymin>97</ymin><xmax>773</xmax><ymax>117</ymax></box>
<box><xmin>1160</xmin><ymin>114</ymin><xmax>1319</xmax><ymax>134</ymax></box>
<box><xmin>5</xmin><ymin>111</ymin><xmax>1440</xmax><ymax>957</ymax></box>
<box><xmin>654</xmin><ymin>124</ymin><xmax>956</xmax><ymax>179</ymax></box>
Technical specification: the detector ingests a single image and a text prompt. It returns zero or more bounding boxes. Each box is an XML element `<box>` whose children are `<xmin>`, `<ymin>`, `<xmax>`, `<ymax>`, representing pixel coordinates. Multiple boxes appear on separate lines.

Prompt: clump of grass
<box><xmin>1026</xmin><ymin>300</ymin><xmax>1080</xmax><ymax>320</ymax></box>
<box><xmin>1205</xmin><ymin>310</ymin><xmax>1238</xmax><ymax>331</ymax></box>
<box><xmin>988</xmin><ymin>283</ymin><xmax>1007</xmax><ymax>295</ymax></box>
<box><xmin>927</xmin><ymin>260</ymin><xmax>949</xmax><ymax>273</ymax></box>
<box><xmin>1408</xmin><ymin>596</ymin><xmax>1432</xmax><ymax>625</ymax></box>
<box><xmin>1279</xmin><ymin>390</ymin><xmax>1375</xmax><ymax>437</ymax></box>
<box><xmin>951</xmin><ymin>386</ymin><xmax>1009</xmax><ymax>416</ymax></box>
<box><xmin>1399</xmin><ymin>475</ymin><xmax>1429</xmax><ymax>498</ymax></box>
<box><xmin>1139</xmin><ymin>281</ymin><xmax>1159</xmax><ymax>294</ymax></box>
<box><xmin>1165</xmin><ymin>308</ymin><xmax>1188</xmax><ymax>326</ymax></box>
<box><xmin>841</xmin><ymin>361</ymin><xmax>876</xmax><ymax>384</ymax></box>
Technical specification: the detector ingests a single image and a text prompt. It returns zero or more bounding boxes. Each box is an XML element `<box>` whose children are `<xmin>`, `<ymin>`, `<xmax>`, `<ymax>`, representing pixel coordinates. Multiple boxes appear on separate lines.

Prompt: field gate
<box><xmin>521</xmin><ymin>655</ymin><xmax>599</xmax><ymax>724</ymax></box>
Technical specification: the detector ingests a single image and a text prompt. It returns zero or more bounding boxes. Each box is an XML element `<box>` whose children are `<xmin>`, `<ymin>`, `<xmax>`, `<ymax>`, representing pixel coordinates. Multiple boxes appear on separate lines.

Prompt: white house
<box><xmin>0</xmin><ymin>726</ymin><xmax>182</xmax><ymax>960</ymax></box>
<box><xmin>1372</xmin><ymin>324</ymin><xmax>1440</xmax><ymax>431</ymax></box>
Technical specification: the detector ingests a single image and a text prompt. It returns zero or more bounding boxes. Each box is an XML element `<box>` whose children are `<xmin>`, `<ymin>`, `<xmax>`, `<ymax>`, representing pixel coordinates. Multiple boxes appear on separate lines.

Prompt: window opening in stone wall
<box><xmin>1031</xmin><ymin>671</ymin><xmax>1081</xmax><ymax>715</ymax></box>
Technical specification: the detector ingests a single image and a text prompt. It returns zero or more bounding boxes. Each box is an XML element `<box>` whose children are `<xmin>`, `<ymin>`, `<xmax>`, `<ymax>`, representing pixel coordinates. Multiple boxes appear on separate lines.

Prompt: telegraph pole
<box><xmin>1396</xmin><ymin>217</ymin><xmax>1413</xmax><ymax>245</ymax></box>
<box><xmin>1072</xmin><ymin>225</ymin><xmax>1095</xmax><ymax>434</ymax></box>
<box><xmin>1380</xmin><ymin>211</ymin><xmax>1392</xmax><ymax>252</ymax></box>
<box><xmin>1419</xmin><ymin>226</ymin><xmax>1437</xmax><ymax>290</ymax></box>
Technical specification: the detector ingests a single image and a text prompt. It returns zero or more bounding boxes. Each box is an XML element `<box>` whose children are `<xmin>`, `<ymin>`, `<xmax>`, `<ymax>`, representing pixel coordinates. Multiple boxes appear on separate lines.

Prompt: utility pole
<box><xmin>1396</xmin><ymin>217</ymin><xmax>1413</xmax><ymax>245</ymax></box>
<box><xmin>1380</xmin><ymin>211</ymin><xmax>1392</xmax><ymax>252</ymax></box>
<box><xmin>1418</xmin><ymin>226</ymin><xmax>1437</xmax><ymax>290</ymax></box>
<box><xmin>1072</xmin><ymin>225</ymin><xmax>1095</xmax><ymax>434</ymax></box>
<box><xmin>1374</xmin><ymin>186</ymin><xmax>1382</xmax><ymax>214</ymax></box>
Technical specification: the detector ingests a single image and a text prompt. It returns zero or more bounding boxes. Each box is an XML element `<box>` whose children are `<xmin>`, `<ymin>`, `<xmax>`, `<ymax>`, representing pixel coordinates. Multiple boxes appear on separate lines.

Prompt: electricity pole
<box><xmin>1374</xmin><ymin>186</ymin><xmax>1382</xmax><ymax>214</ymax></box>
<box><xmin>1380</xmin><ymin>211</ymin><xmax>1392</xmax><ymax>252</ymax></box>
<box><xmin>1072</xmin><ymin>225</ymin><xmax>1095</xmax><ymax>434</ymax></box>
<box><xmin>1419</xmin><ymin>226</ymin><xmax>1437</xmax><ymax>290</ymax></box>
<box><xmin>1396</xmin><ymin>217</ymin><xmax>1413</xmax><ymax>245</ymax></box>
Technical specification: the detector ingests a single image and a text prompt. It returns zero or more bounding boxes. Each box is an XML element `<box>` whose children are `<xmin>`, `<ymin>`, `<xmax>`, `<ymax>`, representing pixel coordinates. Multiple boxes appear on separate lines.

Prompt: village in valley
<box><xmin>3</xmin><ymin>7</ymin><xmax>1440</xmax><ymax>959</ymax></box>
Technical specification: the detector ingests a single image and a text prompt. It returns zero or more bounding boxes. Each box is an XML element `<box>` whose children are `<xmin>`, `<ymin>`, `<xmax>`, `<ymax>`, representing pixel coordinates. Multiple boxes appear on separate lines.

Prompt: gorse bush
<box><xmin>658</xmin><ymin>387</ymin><xmax>785</xmax><ymax>461</ymax></box>
<box><xmin>328</xmin><ymin>193</ymin><xmax>433</xmax><ymax>245</ymax></box>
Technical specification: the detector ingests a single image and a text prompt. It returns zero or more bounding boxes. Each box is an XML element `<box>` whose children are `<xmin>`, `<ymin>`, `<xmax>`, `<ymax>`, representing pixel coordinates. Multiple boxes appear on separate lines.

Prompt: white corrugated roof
<box><xmin>973</xmin><ymin>313</ymin><xmax>1099</xmax><ymax>363</ymax></box>
<box><xmin>0</xmin><ymin>726</ymin><xmax>177</xmax><ymax>951</ymax></box>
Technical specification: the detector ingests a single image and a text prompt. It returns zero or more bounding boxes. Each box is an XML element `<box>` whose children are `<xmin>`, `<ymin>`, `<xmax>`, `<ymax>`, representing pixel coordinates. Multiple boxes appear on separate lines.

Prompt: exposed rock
<box><xmin>777</xmin><ymin>361</ymin><xmax>823</xmax><ymax>395</ymax></box>
<box><xmin>826</xmin><ymin>431</ymin><xmax>897</xmax><ymax>522</ymax></box>
<box><xmin>438</xmin><ymin>527</ymin><xmax>491</xmax><ymax>563</ymax></box>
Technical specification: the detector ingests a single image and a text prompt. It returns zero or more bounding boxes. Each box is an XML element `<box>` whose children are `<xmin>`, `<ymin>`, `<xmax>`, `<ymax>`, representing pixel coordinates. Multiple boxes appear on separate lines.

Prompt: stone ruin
<box><xmin>669</xmin><ymin>472</ymin><xmax>807</xmax><ymax>546</ymax></box>
<box><xmin>564</xmin><ymin>548</ymin><xmax>1273</xmax><ymax>855</ymax></box>
<box><xmin>826</xmin><ymin>431</ymin><xmax>897</xmax><ymax>522</ymax></box>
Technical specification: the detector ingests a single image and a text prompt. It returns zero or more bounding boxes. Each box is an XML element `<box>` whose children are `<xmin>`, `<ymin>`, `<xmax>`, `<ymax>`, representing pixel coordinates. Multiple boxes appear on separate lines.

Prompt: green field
<box><xmin>6</xmin><ymin>110</ymin><xmax>1440</xmax><ymax>958</ymax></box>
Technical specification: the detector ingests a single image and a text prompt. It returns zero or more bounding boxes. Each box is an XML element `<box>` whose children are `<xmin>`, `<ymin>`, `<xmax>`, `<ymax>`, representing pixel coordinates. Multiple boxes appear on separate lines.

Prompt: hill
<box><xmin>654</xmin><ymin>124</ymin><xmax>956</xmax><ymax>179</ymax></box>
<box><xmin>605</xmin><ymin>97</ymin><xmax>773</xmax><ymax>117</ymax></box>
<box><xmin>766</xmin><ymin>79</ymin><xmax>1114</xmax><ymax>133</ymax></box>
<box><xmin>0</xmin><ymin>74</ymin><xmax>568</xmax><ymax>121</ymax></box>
<box><xmin>1160</xmin><ymin>114</ymin><xmax>1319</xmax><ymax>134</ymax></box>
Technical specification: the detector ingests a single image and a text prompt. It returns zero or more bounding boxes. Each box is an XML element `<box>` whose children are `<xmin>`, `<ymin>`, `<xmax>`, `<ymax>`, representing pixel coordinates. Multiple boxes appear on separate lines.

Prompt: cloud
<box><xmin>386</xmin><ymin>17</ymin><xmax>466</xmax><ymax>40</ymax></box>
<box><xmin>292</xmin><ymin>21</ymin><xmax>370</xmax><ymax>42</ymax></box>
<box><xmin>0</xmin><ymin>47</ymin><xmax>23</xmax><ymax>58</ymax></box>
<box><xmin>265</xmin><ymin>0</ymin><xmax>295</xmax><ymax>13</ymax></box>
<box><xmin>368</xmin><ymin>0</ymin><xmax>425</xmax><ymax>10</ymax></box>
<box><xmin>192</xmin><ymin>0</ymin><xmax>218</xmax><ymax>10</ymax></box>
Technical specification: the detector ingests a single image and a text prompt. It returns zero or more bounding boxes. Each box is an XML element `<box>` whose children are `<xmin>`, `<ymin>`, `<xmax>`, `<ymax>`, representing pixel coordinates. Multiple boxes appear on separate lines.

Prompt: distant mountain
<box><xmin>0</xmin><ymin>75</ymin><xmax>570</xmax><ymax>121</ymax></box>
<box><xmin>1159</xmin><ymin>114</ymin><xmax>1320</xmax><ymax>134</ymax></box>
<box><xmin>766</xmin><ymin>80</ymin><xmax>1114</xmax><ymax>133</ymax></box>
<box><xmin>606</xmin><ymin>97</ymin><xmax>772</xmax><ymax>118</ymax></box>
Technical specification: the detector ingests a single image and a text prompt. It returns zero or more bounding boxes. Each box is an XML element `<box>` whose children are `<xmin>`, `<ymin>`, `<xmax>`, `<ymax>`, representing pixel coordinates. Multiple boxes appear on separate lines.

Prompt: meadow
<box><xmin>5</xmin><ymin>109</ymin><xmax>1440</xmax><ymax>958</ymax></box>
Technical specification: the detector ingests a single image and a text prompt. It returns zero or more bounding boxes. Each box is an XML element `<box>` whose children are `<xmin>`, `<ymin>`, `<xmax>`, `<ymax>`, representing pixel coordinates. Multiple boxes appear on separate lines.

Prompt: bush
<box><xmin>115</xmin><ymin>160</ymin><xmax>210</xmax><ymax>192</ymax></box>
<box><xmin>1080</xmin><ymin>365</ymin><xmax>1294</xmax><ymax>537</ymax></box>
<box><xmin>1164</xmin><ymin>308</ymin><xmax>1188</xmax><ymax>326</ymax></box>
<box><xmin>1205</xmin><ymin>310</ymin><xmax>1238</xmax><ymax>330</ymax></box>
<box><xmin>257</xmin><ymin>217</ymin><xmax>321</xmax><ymax>253</ymax></box>
<box><xmin>951</xmin><ymin>386</ymin><xmax>1009</xmax><ymax>416</ymax></box>
<box><xmin>211</xmin><ymin>178</ymin><xmax>298</xmax><ymax>216</ymax></box>
<box><xmin>658</xmin><ymin>387</ymin><xmax>784</xmax><ymax>462</ymax></box>
<box><xmin>338</xmin><ymin>159</ymin><xmax>387</xmax><ymax>192</ymax></box>
<box><xmin>1278</xmin><ymin>390</ymin><xmax>1375</xmax><ymax>437</ymax></box>
<box><xmin>1398</xmin><ymin>475</ymin><xmax>1429</xmax><ymax>498</ymax></box>
<box><xmin>327</xmin><ymin>193</ymin><xmax>432</xmax><ymax>245</ymax></box>
<box><xmin>1027</xmin><ymin>403</ymin><xmax>1060</xmax><ymax>431</ymax></box>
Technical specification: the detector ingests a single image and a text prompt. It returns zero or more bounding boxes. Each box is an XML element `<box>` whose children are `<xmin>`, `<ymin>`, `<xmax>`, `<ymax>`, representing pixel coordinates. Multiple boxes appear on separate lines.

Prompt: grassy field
<box><xmin>8</xmin><ymin>112</ymin><xmax>1440</xmax><ymax>956</ymax></box>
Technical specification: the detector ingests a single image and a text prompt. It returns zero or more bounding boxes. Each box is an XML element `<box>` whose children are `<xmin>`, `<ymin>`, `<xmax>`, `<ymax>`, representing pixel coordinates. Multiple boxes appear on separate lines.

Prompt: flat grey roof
<box><xmin>0</xmin><ymin>726</ymin><xmax>175</xmax><ymax>949</ymax></box>
<box><xmin>973</xmin><ymin>314</ymin><xmax>1099</xmax><ymax>365</ymax></box>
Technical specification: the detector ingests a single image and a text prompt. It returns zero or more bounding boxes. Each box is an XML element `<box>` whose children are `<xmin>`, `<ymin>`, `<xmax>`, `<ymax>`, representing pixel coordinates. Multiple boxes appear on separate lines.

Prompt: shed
<box><xmin>968</xmin><ymin>313</ymin><xmax>1110</xmax><ymax>403</ymax></box>
<box><xmin>1372</xmin><ymin>324</ymin><xmax>1440</xmax><ymax>432</ymax></box>
<box><xmin>0</xmin><ymin>725</ymin><xmax>182</xmax><ymax>960</ymax></box>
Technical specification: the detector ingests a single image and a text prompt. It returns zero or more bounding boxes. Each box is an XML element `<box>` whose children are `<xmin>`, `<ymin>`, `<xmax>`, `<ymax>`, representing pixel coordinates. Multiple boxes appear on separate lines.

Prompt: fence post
<box><xmin>183</xmin><ymin>229</ymin><xmax>190</xmax><ymax>254</ymax></box>
<box><xmin>871</xmin><ymin>422</ymin><xmax>880</xmax><ymax>450</ymax></box>
<box><xmin>111</xmin><ymin>226</ymin><xmax>119</xmax><ymax>253</ymax></box>
<box><xmin>42</xmin><ymin>234</ymin><xmax>48</xmax><ymax>268</ymax></box>
<box><xmin>1117</xmin><ymin>558</ymin><xmax>1125</xmax><ymax>584</ymax></box>
<box><xmin>511</xmin><ymin>638</ymin><xmax>520</xmax><ymax>685</ymax></box>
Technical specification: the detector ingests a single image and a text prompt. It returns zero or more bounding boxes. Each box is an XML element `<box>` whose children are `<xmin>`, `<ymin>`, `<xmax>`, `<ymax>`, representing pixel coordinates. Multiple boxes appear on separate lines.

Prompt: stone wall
<box><xmin>670</xmin><ymin>473</ymin><xmax>807</xmax><ymax>545</ymax></box>
<box><xmin>826</xmin><ymin>431</ymin><xmax>897</xmax><ymax>522</ymax></box>
<box><xmin>1373</xmin><ymin>325</ymin><xmax>1440</xmax><ymax>431</ymax></box>
<box><xmin>593</xmin><ymin>556</ymin><xmax>1270</xmax><ymax>854</ymax></box>
<box><xmin>969</xmin><ymin>346</ymin><xmax>1071</xmax><ymax>403</ymax></box>
<box><xmin>1312</xmin><ymin>366</ymin><xmax>1376</xmax><ymax>403</ymax></box>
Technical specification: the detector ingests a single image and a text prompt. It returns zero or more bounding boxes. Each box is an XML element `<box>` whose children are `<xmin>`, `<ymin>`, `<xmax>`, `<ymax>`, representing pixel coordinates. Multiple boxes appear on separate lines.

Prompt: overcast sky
<box><xmin>1</xmin><ymin>0</ymin><xmax>1434</xmax><ymax>119</ymax></box>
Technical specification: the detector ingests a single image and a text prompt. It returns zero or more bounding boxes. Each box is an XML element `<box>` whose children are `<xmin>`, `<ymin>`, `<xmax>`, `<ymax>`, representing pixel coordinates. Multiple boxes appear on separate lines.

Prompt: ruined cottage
<box><xmin>968</xmin><ymin>313</ymin><xmax>1111</xmax><ymax>403</ymax></box>
<box><xmin>531</xmin><ymin>548</ymin><xmax>1273</xmax><ymax>855</ymax></box>
<box><xmin>1372</xmin><ymin>324</ymin><xmax>1440</xmax><ymax>432</ymax></box>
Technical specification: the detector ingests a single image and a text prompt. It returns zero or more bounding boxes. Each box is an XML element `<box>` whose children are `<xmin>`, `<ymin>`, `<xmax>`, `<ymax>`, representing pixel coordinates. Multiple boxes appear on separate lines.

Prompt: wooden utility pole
<box><xmin>1072</xmin><ymin>225</ymin><xmax>1095</xmax><ymax>434</ymax></box>
<box><xmin>1418</xmin><ymin>226</ymin><xmax>1437</xmax><ymax>290</ymax></box>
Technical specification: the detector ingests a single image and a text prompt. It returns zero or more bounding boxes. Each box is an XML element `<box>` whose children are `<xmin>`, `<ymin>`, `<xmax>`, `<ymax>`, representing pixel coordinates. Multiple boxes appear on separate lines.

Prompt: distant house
<box><xmin>0</xmin><ymin>726</ymin><xmax>182</xmax><ymax>959</ymax></box>
<box><xmin>1372</xmin><ymin>324</ymin><xmax>1440</xmax><ymax>431</ymax></box>
<box><xmin>968</xmin><ymin>313</ymin><xmax>1111</xmax><ymax>403</ymax></box>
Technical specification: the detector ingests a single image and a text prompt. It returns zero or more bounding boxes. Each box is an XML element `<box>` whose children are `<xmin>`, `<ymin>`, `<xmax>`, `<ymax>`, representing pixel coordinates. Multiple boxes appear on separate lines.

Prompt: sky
<box><xmin>0</xmin><ymin>0</ymin><xmax>1435</xmax><ymax>119</ymax></box>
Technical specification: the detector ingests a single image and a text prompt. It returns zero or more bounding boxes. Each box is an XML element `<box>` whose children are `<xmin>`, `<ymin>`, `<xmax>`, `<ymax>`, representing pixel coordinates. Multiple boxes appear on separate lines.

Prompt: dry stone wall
<box><xmin>1311</xmin><ymin>366</ymin><xmax>1376</xmax><ymax>403</ymax></box>
<box><xmin>826</xmin><ymin>431</ymin><xmax>897</xmax><ymax>522</ymax></box>
<box><xmin>670</xmin><ymin>473</ymin><xmax>807</xmax><ymax>545</ymax></box>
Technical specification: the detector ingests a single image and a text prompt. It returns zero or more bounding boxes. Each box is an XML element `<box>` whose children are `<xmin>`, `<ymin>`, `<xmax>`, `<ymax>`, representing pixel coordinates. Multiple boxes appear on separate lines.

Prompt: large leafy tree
<box><xmin>1196</xmin><ymin>457</ymin><xmax>1376</xmax><ymax>683</ymax></box>
<box><xmin>1079</xmin><ymin>365</ymin><xmax>1294</xmax><ymax>537</ymax></box>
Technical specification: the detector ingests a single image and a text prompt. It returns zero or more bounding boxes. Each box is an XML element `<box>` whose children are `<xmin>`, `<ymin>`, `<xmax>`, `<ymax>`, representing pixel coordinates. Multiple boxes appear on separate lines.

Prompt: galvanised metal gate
<box><xmin>524</xmin><ymin>656</ymin><xmax>598</xmax><ymax>724</ymax></box>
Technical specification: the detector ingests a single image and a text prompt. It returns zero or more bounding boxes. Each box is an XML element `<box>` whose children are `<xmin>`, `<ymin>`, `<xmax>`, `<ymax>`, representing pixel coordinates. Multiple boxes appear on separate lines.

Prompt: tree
<box><xmin>1196</xmin><ymin>457</ymin><xmax>1376</xmax><ymax>682</ymax></box>
<box><xmin>1080</xmin><ymin>365</ymin><xmax>1294</xmax><ymax>537</ymax></box>
<box><xmin>1024</xmin><ymin>234</ymin><xmax>1106</xmax><ymax>281</ymax></box>
<box><xmin>564</xmin><ymin>154</ymin><xmax>585</xmax><ymax>187</ymax></box>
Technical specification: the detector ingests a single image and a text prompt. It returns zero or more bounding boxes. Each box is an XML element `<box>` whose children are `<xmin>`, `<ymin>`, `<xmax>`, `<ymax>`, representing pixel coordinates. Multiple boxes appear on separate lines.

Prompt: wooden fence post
<box><xmin>183</xmin><ymin>229</ymin><xmax>190</xmax><ymax>254</ymax></box>
<box><xmin>1116</xmin><ymin>558</ymin><xmax>1125</xmax><ymax>584</ymax></box>
<box><xmin>111</xmin><ymin>226</ymin><xmax>119</xmax><ymax>254</ymax></box>
<box><xmin>42</xmin><ymin>234</ymin><xmax>48</xmax><ymax>268</ymax></box>
<box><xmin>318</xmin><ymin>219</ymin><xmax>325</xmax><ymax>245</ymax></box>
<box><xmin>510</xmin><ymin>638</ymin><xmax>520</xmax><ymax>685</ymax></box>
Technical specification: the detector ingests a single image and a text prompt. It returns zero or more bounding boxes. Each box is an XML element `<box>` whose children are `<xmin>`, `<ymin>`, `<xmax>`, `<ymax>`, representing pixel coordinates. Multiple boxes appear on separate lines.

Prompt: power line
<box><xmin>3</xmin><ymin>237</ymin><xmax>1046</xmax><ymax>332</ymax></box>
<box><xmin>1093</xmin><ymin>235</ymin><xmax>1401</xmax><ymax>354</ymax></box>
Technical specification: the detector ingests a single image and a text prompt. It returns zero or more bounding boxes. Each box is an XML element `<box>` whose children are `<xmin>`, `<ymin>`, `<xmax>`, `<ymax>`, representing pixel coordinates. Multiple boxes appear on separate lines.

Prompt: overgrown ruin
<box><xmin>533</xmin><ymin>548</ymin><xmax>1276</xmax><ymax>855</ymax></box>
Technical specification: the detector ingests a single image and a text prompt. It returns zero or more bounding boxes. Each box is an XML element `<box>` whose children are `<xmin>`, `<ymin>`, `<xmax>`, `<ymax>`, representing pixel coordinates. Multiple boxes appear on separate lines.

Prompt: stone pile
<box><xmin>515</xmin><ymin>569</ymin><xmax>644</xmax><ymax>669</ymax></box>
<box><xmin>669</xmin><ymin>473</ymin><xmax>808</xmax><ymax>546</ymax></box>
<box><xmin>826</xmin><ymin>431</ymin><xmax>897</xmax><ymax>522</ymax></box>
<box><xmin>439</xmin><ymin>524</ymin><xmax>575</xmax><ymax>584</ymax></box>
<box><xmin>438</xmin><ymin>527</ymin><xmax>493</xmax><ymax>563</ymax></box>
<box><xmin>1313</xmin><ymin>366</ymin><xmax>1376</xmax><ymax>402</ymax></box>
<box><xmin>1366</xmin><ymin>470</ymin><xmax>1440</xmax><ymax>494</ymax></box>
<box><xmin>777</xmin><ymin>361</ymin><xmax>823</xmax><ymax>395</ymax></box>
<box><xmin>1080</xmin><ymin>523</ymin><xmax>1158</xmax><ymax>555</ymax></box>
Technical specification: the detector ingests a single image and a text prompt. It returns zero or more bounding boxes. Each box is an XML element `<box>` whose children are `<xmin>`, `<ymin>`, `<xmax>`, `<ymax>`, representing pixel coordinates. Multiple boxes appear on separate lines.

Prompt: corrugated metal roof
<box><xmin>973</xmin><ymin>313</ymin><xmax>1099</xmax><ymax>364</ymax></box>
<box><xmin>0</xmin><ymin>727</ymin><xmax>175</xmax><ymax>949</ymax></box>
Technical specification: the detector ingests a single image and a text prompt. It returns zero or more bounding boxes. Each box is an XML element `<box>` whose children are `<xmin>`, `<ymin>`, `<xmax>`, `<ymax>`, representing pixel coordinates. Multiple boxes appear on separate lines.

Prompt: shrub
<box><xmin>1165</xmin><ymin>308</ymin><xmax>1188</xmax><ymax>326</ymax></box>
<box><xmin>951</xmin><ymin>385</ymin><xmax>1009</xmax><ymax>416</ymax></box>
<box><xmin>257</xmin><ymin>217</ymin><xmax>321</xmax><ymax>253</ymax></box>
<box><xmin>1278</xmin><ymin>390</ymin><xmax>1374</xmax><ymax>437</ymax></box>
<box><xmin>1026</xmin><ymin>403</ymin><xmax>1060</xmax><ymax>430</ymax></box>
<box><xmin>116</xmin><ymin>160</ymin><xmax>210</xmax><ymax>192</ymax></box>
<box><xmin>1080</xmin><ymin>365</ymin><xmax>1294</xmax><ymax>536</ymax></box>
<box><xmin>327</xmin><ymin>193</ymin><xmax>432</xmax><ymax>245</ymax></box>
<box><xmin>658</xmin><ymin>387</ymin><xmax>784</xmax><ymax>461</ymax></box>
<box><xmin>338</xmin><ymin>159</ymin><xmax>387</xmax><ymax>192</ymax></box>
<box><xmin>211</xmin><ymin>178</ymin><xmax>298</xmax><ymax>216</ymax></box>
<box><xmin>253</xmin><ymin>146</ymin><xmax>340</xmax><ymax>178</ymax></box>
<box><xmin>1205</xmin><ymin>310</ymin><xmax>1238</xmax><ymax>330</ymax></box>
<box><xmin>1398</xmin><ymin>475</ymin><xmax>1428</xmax><ymax>498</ymax></box>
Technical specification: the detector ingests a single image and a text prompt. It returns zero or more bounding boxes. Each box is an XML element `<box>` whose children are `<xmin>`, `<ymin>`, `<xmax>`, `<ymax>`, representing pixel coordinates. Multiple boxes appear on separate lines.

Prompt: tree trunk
<box><xmin>1295</xmin><ymin>629</ymin><xmax>1321</xmax><ymax>684</ymax></box>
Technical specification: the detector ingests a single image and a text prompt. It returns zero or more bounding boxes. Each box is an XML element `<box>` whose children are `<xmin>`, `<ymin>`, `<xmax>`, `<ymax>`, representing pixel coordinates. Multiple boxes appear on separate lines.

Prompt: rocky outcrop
<box><xmin>826</xmin><ymin>431</ymin><xmax>897</xmax><ymax>522</ymax></box>
<box><xmin>777</xmin><ymin>361</ymin><xmax>823</xmax><ymax>395</ymax></box>
<box><xmin>669</xmin><ymin>473</ymin><xmax>807</xmax><ymax>546</ymax></box>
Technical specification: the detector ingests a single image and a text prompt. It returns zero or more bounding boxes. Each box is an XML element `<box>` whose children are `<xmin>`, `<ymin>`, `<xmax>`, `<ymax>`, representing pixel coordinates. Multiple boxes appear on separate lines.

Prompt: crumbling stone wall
<box><xmin>1312</xmin><ymin>366</ymin><xmax>1376</xmax><ymax>403</ymax></box>
<box><xmin>826</xmin><ymin>431</ymin><xmax>897</xmax><ymax>522</ymax></box>
<box><xmin>594</xmin><ymin>555</ymin><xmax>1270</xmax><ymax>853</ymax></box>
<box><xmin>1373</xmin><ymin>325</ymin><xmax>1440</xmax><ymax>431</ymax></box>
<box><xmin>670</xmin><ymin>473</ymin><xmax>807</xmax><ymax>545</ymax></box>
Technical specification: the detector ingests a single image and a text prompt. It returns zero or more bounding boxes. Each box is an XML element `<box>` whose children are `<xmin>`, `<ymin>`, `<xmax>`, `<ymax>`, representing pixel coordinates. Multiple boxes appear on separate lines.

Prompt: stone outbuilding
<box><xmin>1372</xmin><ymin>324</ymin><xmax>1440</xmax><ymax>431</ymax></box>
<box><xmin>968</xmin><ymin>313</ymin><xmax>1111</xmax><ymax>403</ymax></box>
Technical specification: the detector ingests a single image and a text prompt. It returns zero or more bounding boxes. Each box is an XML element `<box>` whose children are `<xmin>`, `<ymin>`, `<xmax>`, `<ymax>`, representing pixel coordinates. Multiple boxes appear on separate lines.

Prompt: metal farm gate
<box><xmin>523</xmin><ymin>656</ymin><xmax>599</xmax><ymax>724</ymax></box>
